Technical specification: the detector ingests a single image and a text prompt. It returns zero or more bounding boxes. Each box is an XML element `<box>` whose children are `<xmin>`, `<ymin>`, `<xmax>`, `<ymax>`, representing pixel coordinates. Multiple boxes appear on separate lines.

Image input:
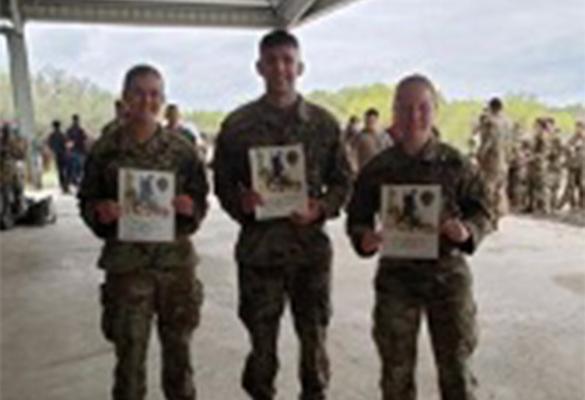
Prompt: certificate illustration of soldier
<box><xmin>118</xmin><ymin>168</ymin><xmax>175</xmax><ymax>242</ymax></box>
<box><xmin>380</xmin><ymin>184</ymin><xmax>441</xmax><ymax>259</ymax></box>
<box><xmin>249</xmin><ymin>144</ymin><xmax>308</xmax><ymax>220</ymax></box>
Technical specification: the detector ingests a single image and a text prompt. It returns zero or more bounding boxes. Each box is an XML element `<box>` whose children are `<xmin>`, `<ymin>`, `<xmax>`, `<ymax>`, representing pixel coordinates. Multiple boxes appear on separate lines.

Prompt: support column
<box><xmin>2</xmin><ymin>0</ymin><xmax>40</xmax><ymax>188</ymax></box>
<box><xmin>5</xmin><ymin>28</ymin><xmax>36</xmax><ymax>143</ymax></box>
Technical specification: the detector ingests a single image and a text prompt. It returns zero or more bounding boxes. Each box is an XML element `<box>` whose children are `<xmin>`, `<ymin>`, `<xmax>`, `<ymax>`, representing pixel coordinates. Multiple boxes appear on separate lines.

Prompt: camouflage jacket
<box><xmin>346</xmin><ymin>137</ymin><xmax>493</xmax><ymax>267</ymax></box>
<box><xmin>212</xmin><ymin>95</ymin><xmax>352</xmax><ymax>267</ymax></box>
<box><xmin>476</xmin><ymin>120</ymin><xmax>507</xmax><ymax>178</ymax></box>
<box><xmin>0</xmin><ymin>134</ymin><xmax>26</xmax><ymax>185</ymax></box>
<box><xmin>78</xmin><ymin>124</ymin><xmax>209</xmax><ymax>273</ymax></box>
<box><xmin>566</xmin><ymin>133</ymin><xmax>585</xmax><ymax>170</ymax></box>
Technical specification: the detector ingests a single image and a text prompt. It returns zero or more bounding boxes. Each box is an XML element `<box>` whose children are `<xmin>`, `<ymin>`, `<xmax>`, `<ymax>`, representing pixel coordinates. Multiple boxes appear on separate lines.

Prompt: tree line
<box><xmin>1</xmin><ymin>68</ymin><xmax>583</xmax><ymax>149</ymax></box>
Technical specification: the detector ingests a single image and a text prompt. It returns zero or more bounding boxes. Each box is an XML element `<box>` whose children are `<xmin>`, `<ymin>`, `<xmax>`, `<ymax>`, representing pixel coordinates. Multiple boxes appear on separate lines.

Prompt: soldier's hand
<box><xmin>94</xmin><ymin>200</ymin><xmax>121</xmax><ymax>224</ymax></box>
<box><xmin>441</xmin><ymin>218</ymin><xmax>471</xmax><ymax>243</ymax></box>
<box><xmin>290</xmin><ymin>198</ymin><xmax>324</xmax><ymax>226</ymax></box>
<box><xmin>361</xmin><ymin>229</ymin><xmax>382</xmax><ymax>254</ymax></box>
<box><xmin>240</xmin><ymin>187</ymin><xmax>263</xmax><ymax>215</ymax></box>
<box><xmin>173</xmin><ymin>195</ymin><xmax>194</xmax><ymax>216</ymax></box>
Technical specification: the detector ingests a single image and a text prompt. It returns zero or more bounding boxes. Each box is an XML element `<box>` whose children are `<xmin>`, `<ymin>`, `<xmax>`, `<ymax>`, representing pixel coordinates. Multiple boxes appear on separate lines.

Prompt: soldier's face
<box><xmin>393</xmin><ymin>83</ymin><xmax>436</xmax><ymax>142</ymax></box>
<box><xmin>123</xmin><ymin>73</ymin><xmax>165</xmax><ymax>124</ymax></box>
<box><xmin>257</xmin><ymin>45</ymin><xmax>304</xmax><ymax>96</ymax></box>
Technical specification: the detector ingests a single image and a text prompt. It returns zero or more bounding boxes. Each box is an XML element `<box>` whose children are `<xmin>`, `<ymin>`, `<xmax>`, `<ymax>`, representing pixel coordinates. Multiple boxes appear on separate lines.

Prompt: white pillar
<box><xmin>5</xmin><ymin>28</ymin><xmax>36</xmax><ymax>142</ymax></box>
<box><xmin>3</xmin><ymin>0</ymin><xmax>40</xmax><ymax>188</ymax></box>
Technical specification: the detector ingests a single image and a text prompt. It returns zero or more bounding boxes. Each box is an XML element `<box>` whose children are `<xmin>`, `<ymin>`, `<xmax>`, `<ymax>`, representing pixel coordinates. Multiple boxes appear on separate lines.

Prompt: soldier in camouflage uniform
<box><xmin>526</xmin><ymin>119</ymin><xmax>550</xmax><ymax>213</ymax></box>
<box><xmin>212</xmin><ymin>30</ymin><xmax>351</xmax><ymax>400</ymax></box>
<box><xmin>78</xmin><ymin>65</ymin><xmax>208</xmax><ymax>400</ymax></box>
<box><xmin>507</xmin><ymin>139</ymin><xmax>531</xmax><ymax>212</ymax></box>
<box><xmin>559</xmin><ymin>121</ymin><xmax>585</xmax><ymax>210</ymax></box>
<box><xmin>547</xmin><ymin>132</ymin><xmax>565</xmax><ymax>210</ymax></box>
<box><xmin>0</xmin><ymin>123</ymin><xmax>27</xmax><ymax>229</ymax></box>
<box><xmin>346</xmin><ymin>75</ymin><xmax>493</xmax><ymax>400</ymax></box>
<box><xmin>475</xmin><ymin>114</ymin><xmax>506</xmax><ymax>224</ymax></box>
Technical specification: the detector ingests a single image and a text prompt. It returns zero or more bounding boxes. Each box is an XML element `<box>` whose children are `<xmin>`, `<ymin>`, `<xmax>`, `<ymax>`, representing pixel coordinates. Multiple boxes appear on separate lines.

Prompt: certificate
<box><xmin>118</xmin><ymin>168</ymin><xmax>175</xmax><ymax>242</ymax></box>
<box><xmin>249</xmin><ymin>144</ymin><xmax>308</xmax><ymax>220</ymax></box>
<box><xmin>380</xmin><ymin>184</ymin><xmax>441</xmax><ymax>259</ymax></box>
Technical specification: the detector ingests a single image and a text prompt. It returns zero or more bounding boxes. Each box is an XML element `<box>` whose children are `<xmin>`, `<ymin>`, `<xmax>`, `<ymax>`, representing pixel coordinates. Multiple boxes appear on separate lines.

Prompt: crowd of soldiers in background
<box><xmin>469</xmin><ymin>98</ymin><xmax>585</xmax><ymax>218</ymax></box>
<box><xmin>341</xmin><ymin>98</ymin><xmax>585</xmax><ymax>222</ymax></box>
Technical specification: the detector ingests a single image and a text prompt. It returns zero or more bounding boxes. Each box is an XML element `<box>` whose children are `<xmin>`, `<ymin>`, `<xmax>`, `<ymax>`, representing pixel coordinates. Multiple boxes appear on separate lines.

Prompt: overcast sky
<box><xmin>1</xmin><ymin>0</ymin><xmax>584</xmax><ymax>110</ymax></box>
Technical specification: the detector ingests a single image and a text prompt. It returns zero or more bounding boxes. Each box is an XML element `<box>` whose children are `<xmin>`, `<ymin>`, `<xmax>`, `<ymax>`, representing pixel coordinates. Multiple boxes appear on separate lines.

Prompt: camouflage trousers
<box><xmin>527</xmin><ymin>172</ymin><xmax>550</xmax><ymax>213</ymax></box>
<box><xmin>100</xmin><ymin>266</ymin><xmax>204</xmax><ymax>400</ymax></box>
<box><xmin>373</xmin><ymin>260</ymin><xmax>478</xmax><ymax>400</ymax></box>
<box><xmin>238</xmin><ymin>262</ymin><xmax>332</xmax><ymax>400</ymax></box>
<box><xmin>484</xmin><ymin>174</ymin><xmax>507</xmax><ymax>221</ymax></box>
<box><xmin>559</xmin><ymin>168</ymin><xmax>585</xmax><ymax>210</ymax></box>
<box><xmin>547</xmin><ymin>170</ymin><xmax>563</xmax><ymax>210</ymax></box>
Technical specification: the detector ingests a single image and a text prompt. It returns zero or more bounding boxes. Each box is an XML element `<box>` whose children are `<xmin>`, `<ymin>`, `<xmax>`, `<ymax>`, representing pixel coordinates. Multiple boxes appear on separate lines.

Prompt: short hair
<box><xmin>166</xmin><ymin>103</ymin><xmax>178</xmax><ymax>112</ymax></box>
<box><xmin>488</xmin><ymin>97</ymin><xmax>503</xmax><ymax>112</ymax></box>
<box><xmin>259</xmin><ymin>30</ymin><xmax>299</xmax><ymax>54</ymax></box>
<box><xmin>122</xmin><ymin>64</ymin><xmax>163</xmax><ymax>94</ymax></box>
<box><xmin>393</xmin><ymin>74</ymin><xmax>439</xmax><ymax>110</ymax></box>
<box><xmin>365</xmin><ymin>108</ymin><xmax>379</xmax><ymax>118</ymax></box>
<box><xmin>52</xmin><ymin>120</ymin><xmax>61</xmax><ymax>128</ymax></box>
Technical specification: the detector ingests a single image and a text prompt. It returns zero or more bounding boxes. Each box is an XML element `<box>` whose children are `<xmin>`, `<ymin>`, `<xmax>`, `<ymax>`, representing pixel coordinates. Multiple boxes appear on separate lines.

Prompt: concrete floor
<box><xmin>1</xmin><ymin>192</ymin><xmax>584</xmax><ymax>400</ymax></box>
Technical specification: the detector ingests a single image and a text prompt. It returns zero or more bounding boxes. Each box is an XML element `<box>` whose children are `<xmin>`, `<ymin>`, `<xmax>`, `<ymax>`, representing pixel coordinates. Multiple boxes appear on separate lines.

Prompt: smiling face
<box><xmin>393</xmin><ymin>80</ymin><xmax>437</xmax><ymax>146</ymax></box>
<box><xmin>123</xmin><ymin>71</ymin><xmax>164</xmax><ymax>125</ymax></box>
<box><xmin>256</xmin><ymin>44</ymin><xmax>304</xmax><ymax>99</ymax></box>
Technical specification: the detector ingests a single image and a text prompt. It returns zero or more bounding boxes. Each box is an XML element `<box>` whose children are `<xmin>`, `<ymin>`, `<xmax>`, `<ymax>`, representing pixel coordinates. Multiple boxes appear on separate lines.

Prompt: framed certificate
<box><xmin>249</xmin><ymin>144</ymin><xmax>308</xmax><ymax>220</ymax></box>
<box><xmin>118</xmin><ymin>168</ymin><xmax>175</xmax><ymax>242</ymax></box>
<box><xmin>380</xmin><ymin>184</ymin><xmax>441</xmax><ymax>259</ymax></box>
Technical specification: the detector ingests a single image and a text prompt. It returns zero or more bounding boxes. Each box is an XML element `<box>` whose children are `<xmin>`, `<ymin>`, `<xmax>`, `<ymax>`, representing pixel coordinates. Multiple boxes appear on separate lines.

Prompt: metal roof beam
<box><xmin>275</xmin><ymin>0</ymin><xmax>316</xmax><ymax>28</ymax></box>
<box><xmin>15</xmin><ymin>1</ymin><xmax>278</xmax><ymax>28</ymax></box>
<box><xmin>299</xmin><ymin>0</ymin><xmax>361</xmax><ymax>25</ymax></box>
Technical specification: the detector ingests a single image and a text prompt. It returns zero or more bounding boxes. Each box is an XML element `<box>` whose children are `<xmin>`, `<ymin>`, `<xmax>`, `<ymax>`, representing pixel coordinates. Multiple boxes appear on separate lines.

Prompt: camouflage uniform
<box><xmin>507</xmin><ymin>142</ymin><xmax>530</xmax><ymax>212</ymax></box>
<box><xmin>527</xmin><ymin>135</ymin><xmax>550</xmax><ymax>213</ymax></box>
<box><xmin>78</xmin><ymin>125</ymin><xmax>208</xmax><ymax>400</ymax></box>
<box><xmin>351</xmin><ymin>130</ymin><xmax>391</xmax><ymax>172</ymax></box>
<box><xmin>0</xmin><ymin>127</ymin><xmax>26</xmax><ymax>228</ymax></box>
<box><xmin>212</xmin><ymin>96</ymin><xmax>351</xmax><ymax>400</ymax></box>
<box><xmin>476</xmin><ymin>117</ymin><xmax>507</xmax><ymax>222</ymax></box>
<box><xmin>547</xmin><ymin>135</ymin><xmax>565</xmax><ymax>210</ymax></box>
<box><xmin>346</xmin><ymin>137</ymin><xmax>493</xmax><ymax>400</ymax></box>
<box><xmin>101</xmin><ymin>119</ymin><xmax>124</xmax><ymax>138</ymax></box>
<box><xmin>559</xmin><ymin>133</ymin><xmax>585</xmax><ymax>210</ymax></box>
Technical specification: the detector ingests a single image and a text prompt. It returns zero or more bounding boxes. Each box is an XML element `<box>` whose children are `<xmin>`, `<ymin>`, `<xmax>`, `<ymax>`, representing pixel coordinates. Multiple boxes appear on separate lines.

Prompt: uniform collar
<box><xmin>257</xmin><ymin>94</ymin><xmax>310</xmax><ymax>124</ymax></box>
<box><xmin>118</xmin><ymin>123</ymin><xmax>164</xmax><ymax>150</ymax></box>
<box><xmin>398</xmin><ymin>135</ymin><xmax>440</xmax><ymax>162</ymax></box>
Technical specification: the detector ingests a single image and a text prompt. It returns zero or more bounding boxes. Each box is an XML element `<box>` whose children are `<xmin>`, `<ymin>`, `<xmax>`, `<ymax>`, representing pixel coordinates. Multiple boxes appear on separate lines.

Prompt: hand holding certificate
<box><xmin>290</xmin><ymin>198</ymin><xmax>324</xmax><ymax>226</ymax></box>
<box><xmin>95</xmin><ymin>200</ymin><xmax>121</xmax><ymax>224</ymax></box>
<box><xmin>440</xmin><ymin>218</ymin><xmax>471</xmax><ymax>243</ymax></box>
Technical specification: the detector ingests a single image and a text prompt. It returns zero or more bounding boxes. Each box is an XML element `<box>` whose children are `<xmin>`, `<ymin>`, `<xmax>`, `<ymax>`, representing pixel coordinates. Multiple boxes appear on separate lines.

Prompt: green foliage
<box><xmin>1</xmin><ymin>68</ymin><xmax>115</xmax><ymax>138</ymax></box>
<box><xmin>183</xmin><ymin>110</ymin><xmax>225</xmax><ymax>136</ymax></box>
<box><xmin>1</xmin><ymin>70</ymin><xmax>582</xmax><ymax>150</ymax></box>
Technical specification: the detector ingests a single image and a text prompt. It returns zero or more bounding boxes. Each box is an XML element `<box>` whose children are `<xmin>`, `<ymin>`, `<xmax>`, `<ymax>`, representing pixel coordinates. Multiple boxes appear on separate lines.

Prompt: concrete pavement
<box><xmin>1</xmin><ymin>193</ymin><xmax>584</xmax><ymax>400</ymax></box>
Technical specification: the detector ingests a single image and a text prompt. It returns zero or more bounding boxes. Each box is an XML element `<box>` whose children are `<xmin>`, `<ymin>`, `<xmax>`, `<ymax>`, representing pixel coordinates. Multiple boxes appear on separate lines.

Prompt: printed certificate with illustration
<box><xmin>380</xmin><ymin>184</ymin><xmax>441</xmax><ymax>259</ymax></box>
<box><xmin>249</xmin><ymin>144</ymin><xmax>308</xmax><ymax>220</ymax></box>
<box><xmin>118</xmin><ymin>168</ymin><xmax>175</xmax><ymax>242</ymax></box>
